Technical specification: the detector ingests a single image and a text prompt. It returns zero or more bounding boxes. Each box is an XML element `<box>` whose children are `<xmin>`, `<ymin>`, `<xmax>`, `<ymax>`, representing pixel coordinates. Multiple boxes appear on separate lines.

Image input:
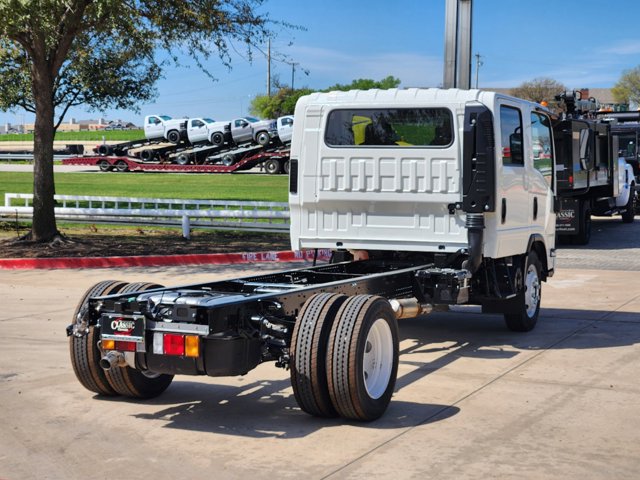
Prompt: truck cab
<box><xmin>186</xmin><ymin>117</ymin><xmax>229</xmax><ymax>145</ymax></box>
<box><xmin>289</xmin><ymin>88</ymin><xmax>556</xmax><ymax>330</ymax></box>
<box><xmin>144</xmin><ymin>115</ymin><xmax>188</xmax><ymax>144</ymax></box>
<box><xmin>277</xmin><ymin>115</ymin><xmax>294</xmax><ymax>144</ymax></box>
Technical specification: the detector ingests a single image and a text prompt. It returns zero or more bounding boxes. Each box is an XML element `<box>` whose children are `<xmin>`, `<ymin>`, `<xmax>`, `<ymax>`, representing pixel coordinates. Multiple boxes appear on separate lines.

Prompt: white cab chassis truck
<box><xmin>68</xmin><ymin>88</ymin><xmax>556</xmax><ymax>422</ymax></box>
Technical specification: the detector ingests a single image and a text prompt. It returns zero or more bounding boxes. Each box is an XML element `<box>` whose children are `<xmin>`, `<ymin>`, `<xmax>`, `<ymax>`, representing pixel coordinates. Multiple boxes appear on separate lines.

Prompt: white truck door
<box><xmin>232</xmin><ymin>119</ymin><xmax>252</xmax><ymax>144</ymax></box>
<box><xmin>495</xmin><ymin>102</ymin><xmax>530</xmax><ymax>256</ymax></box>
<box><xmin>145</xmin><ymin>116</ymin><xmax>164</xmax><ymax>140</ymax></box>
<box><xmin>528</xmin><ymin>110</ymin><xmax>556</xmax><ymax>245</ymax></box>
<box><xmin>188</xmin><ymin>119</ymin><xmax>206</xmax><ymax>143</ymax></box>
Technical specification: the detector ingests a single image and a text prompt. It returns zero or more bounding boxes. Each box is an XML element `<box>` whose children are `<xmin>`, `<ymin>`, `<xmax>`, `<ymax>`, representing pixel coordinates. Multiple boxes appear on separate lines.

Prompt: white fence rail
<box><xmin>0</xmin><ymin>193</ymin><xmax>290</xmax><ymax>235</ymax></box>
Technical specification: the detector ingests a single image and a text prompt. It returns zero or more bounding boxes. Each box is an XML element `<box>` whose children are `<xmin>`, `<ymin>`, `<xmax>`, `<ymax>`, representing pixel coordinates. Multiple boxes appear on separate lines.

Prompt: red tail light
<box><xmin>163</xmin><ymin>334</ymin><xmax>185</xmax><ymax>356</ymax></box>
<box><xmin>115</xmin><ymin>340</ymin><xmax>136</xmax><ymax>352</ymax></box>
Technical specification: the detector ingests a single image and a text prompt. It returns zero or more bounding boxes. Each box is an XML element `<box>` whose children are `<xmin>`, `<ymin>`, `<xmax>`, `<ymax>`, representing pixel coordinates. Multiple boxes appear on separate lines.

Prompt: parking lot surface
<box><xmin>1</xmin><ymin>221</ymin><xmax>639</xmax><ymax>479</ymax></box>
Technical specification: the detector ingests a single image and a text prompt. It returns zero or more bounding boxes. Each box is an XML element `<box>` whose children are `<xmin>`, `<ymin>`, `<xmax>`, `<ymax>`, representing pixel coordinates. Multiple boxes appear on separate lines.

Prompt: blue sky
<box><xmin>3</xmin><ymin>0</ymin><xmax>640</xmax><ymax>127</ymax></box>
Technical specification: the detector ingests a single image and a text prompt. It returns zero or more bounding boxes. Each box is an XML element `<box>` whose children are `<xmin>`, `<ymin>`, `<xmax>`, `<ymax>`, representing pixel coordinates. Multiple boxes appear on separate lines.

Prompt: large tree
<box><xmin>251</xmin><ymin>75</ymin><xmax>401</xmax><ymax>119</ymax></box>
<box><xmin>0</xmin><ymin>0</ymin><xmax>275</xmax><ymax>242</ymax></box>
<box><xmin>510</xmin><ymin>77</ymin><xmax>566</xmax><ymax>107</ymax></box>
<box><xmin>612</xmin><ymin>66</ymin><xmax>640</xmax><ymax>106</ymax></box>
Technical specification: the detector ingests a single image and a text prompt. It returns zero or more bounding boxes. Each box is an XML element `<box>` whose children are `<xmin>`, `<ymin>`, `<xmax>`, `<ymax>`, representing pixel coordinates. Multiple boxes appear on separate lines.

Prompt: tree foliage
<box><xmin>510</xmin><ymin>77</ymin><xmax>566</xmax><ymax>105</ymax></box>
<box><xmin>0</xmin><ymin>0</ymin><xmax>278</xmax><ymax>242</ymax></box>
<box><xmin>612</xmin><ymin>66</ymin><xmax>640</xmax><ymax>105</ymax></box>
<box><xmin>250</xmin><ymin>75</ymin><xmax>401</xmax><ymax>118</ymax></box>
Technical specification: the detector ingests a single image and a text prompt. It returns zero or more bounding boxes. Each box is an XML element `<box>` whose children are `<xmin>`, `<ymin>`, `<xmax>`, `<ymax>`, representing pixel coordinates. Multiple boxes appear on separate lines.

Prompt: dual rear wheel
<box><xmin>69</xmin><ymin>281</ymin><xmax>173</xmax><ymax>399</ymax></box>
<box><xmin>290</xmin><ymin>293</ymin><xmax>399</xmax><ymax>422</ymax></box>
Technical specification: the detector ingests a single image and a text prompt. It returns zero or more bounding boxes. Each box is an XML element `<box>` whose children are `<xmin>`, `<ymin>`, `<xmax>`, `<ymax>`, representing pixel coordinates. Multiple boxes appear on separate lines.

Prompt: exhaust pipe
<box><xmin>462</xmin><ymin>213</ymin><xmax>485</xmax><ymax>274</ymax></box>
<box><xmin>100</xmin><ymin>351</ymin><xmax>125</xmax><ymax>371</ymax></box>
<box><xmin>390</xmin><ymin>298</ymin><xmax>433</xmax><ymax>319</ymax></box>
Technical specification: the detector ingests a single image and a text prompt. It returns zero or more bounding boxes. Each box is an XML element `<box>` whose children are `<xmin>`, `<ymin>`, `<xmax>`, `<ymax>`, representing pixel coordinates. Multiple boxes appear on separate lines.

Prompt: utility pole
<box><xmin>267</xmin><ymin>38</ymin><xmax>271</xmax><ymax>97</ymax></box>
<box><xmin>474</xmin><ymin>53</ymin><xmax>483</xmax><ymax>88</ymax></box>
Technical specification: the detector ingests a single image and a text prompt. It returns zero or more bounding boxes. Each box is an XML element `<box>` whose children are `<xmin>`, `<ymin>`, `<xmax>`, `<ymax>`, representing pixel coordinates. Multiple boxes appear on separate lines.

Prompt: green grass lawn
<box><xmin>0</xmin><ymin>130</ymin><xmax>145</xmax><ymax>142</ymax></box>
<box><xmin>0</xmin><ymin>171</ymin><xmax>289</xmax><ymax>203</ymax></box>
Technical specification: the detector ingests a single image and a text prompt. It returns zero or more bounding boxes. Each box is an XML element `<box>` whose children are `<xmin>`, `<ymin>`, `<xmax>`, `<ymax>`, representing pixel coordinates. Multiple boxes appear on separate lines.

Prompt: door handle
<box><xmin>533</xmin><ymin>197</ymin><xmax>539</xmax><ymax>220</ymax></box>
<box><xmin>501</xmin><ymin>198</ymin><xmax>507</xmax><ymax>224</ymax></box>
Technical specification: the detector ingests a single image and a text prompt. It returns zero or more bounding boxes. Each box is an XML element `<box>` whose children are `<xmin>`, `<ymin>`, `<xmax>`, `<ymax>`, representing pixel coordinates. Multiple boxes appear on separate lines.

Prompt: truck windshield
<box><xmin>203</xmin><ymin>118</ymin><xmax>216</xmax><ymax>123</ymax></box>
<box><xmin>324</xmin><ymin>108</ymin><xmax>453</xmax><ymax>147</ymax></box>
<box><xmin>244</xmin><ymin>117</ymin><xmax>260</xmax><ymax>123</ymax></box>
<box><xmin>159</xmin><ymin>115</ymin><xmax>172</xmax><ymax>121</ymax></box>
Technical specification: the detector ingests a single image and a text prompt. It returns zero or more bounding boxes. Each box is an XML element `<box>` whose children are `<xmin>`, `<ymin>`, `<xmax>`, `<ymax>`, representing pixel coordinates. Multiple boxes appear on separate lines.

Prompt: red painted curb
<box><xmin>0</xmin><ymin>249</ymin><xmax>333</xmax><ymax>270</ymax></box>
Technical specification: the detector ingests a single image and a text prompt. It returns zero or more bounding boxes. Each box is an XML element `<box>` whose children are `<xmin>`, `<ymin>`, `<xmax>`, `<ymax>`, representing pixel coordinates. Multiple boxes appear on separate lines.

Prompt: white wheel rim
<box><xmin>363</xmin><ymin>318</ymin><xmax>394</xmax><ymax>400</ymax></box>
<box><xmin>524</xmin><ymin>263</ymin><xmax>540</xmax><ymax>318</ymax></box>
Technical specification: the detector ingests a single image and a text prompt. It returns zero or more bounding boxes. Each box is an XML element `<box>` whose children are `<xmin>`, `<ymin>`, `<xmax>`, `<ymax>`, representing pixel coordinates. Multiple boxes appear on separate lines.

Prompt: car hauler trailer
<box><xmin>68</xmin><ymin>88</ymin><xmax>557</xmax><ymax>421</ymax></box>
<box><xmin>63</xmin><ymin>145</ymin><xmax>291</xmax><ymax>174</ymax></box>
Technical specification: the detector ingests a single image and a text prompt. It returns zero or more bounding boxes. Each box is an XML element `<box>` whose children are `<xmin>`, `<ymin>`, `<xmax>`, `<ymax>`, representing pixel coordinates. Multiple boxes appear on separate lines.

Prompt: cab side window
<box><xmin>500</xmin><ymin>106</ymin><xmax>523</xmax><ymax>165</ymax></box>
<box><xmin>531</xmin><ymin>112</ymin><xmax>554</xmax><ymax>188</ymax></box>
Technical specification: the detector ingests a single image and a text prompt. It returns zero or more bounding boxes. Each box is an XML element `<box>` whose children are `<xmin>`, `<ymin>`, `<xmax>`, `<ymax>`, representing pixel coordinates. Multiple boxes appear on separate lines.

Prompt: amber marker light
<box><xmin>185</xmin><ymin>335</ymin><xmax>200</xmax><ymax>358</ymax></box>
<box><xmin>102</xmin><ymin>339</ymin><xmax>115</xmax><ymax>350</ymax></box>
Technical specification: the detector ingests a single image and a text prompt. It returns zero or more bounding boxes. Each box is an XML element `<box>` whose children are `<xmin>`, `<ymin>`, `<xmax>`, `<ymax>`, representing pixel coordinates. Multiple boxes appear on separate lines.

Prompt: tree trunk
<box><xmin>30</xmin><ymin>72</ymin><xmax>59</xmax><ymax>242</ymax></box>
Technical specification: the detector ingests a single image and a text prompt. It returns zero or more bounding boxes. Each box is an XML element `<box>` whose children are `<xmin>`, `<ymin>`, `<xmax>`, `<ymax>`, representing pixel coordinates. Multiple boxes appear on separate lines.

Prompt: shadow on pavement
<box><xmin>94</xmin><ymin>306</ymin><xmax>638</xmax><ymax>438</ymax></box>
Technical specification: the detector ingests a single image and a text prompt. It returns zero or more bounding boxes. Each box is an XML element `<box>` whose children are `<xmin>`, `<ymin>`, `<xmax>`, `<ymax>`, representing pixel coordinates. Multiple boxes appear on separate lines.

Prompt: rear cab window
<box><xmin>324</xmin><ymin>108</ymin><xmax>453</xmax><ymax>147</ymax></box>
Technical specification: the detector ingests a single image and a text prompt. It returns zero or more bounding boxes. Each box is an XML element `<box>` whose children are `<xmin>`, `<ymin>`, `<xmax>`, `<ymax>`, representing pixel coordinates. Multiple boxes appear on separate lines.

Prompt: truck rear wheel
<box><xmin>211</xmin><ymin>132</ymin><xmax>224</xmax><ymax>146</ymax></box>
<box><xmin>221</xmin><ymin>154</ymin><xmax>236</xmax><ymax>166</ymax></box>
<box><xmin>504</xmin><ymin>251</ymin><xmax>542</xmax><ymax>332</ymax></box>
<box><xmin>103</xmin><ymin>282</ymin><xmax>174</xmax><ymax>399</ymax></box>
<box><xmin>574</xmin><ymin>203</ymin><xmax>591</xmax><ymax>245</ymax></box>
<box><xmin>283</xmin><ymin>160</ymin><xmax>290</xmax><ymax>175</ymax></box>
<box><xmin>621</xmin><ymin>185</ymin><xmax>636</xmax><ymax>223</ymax></box>
<box><xmin>256</xmin><ymin>130</ymin><xmax>271</xmax><ymax>146</ymax></box>
<box><xmin>290</xmin><ymin>293</ymin><xmax>348</xmax><ymax>418</ymax></box>
<box><xmin>264</xmin><ymin>158</ymin><xmax>282</xmax><ymax>175</ymax></box>
<box><xmin>167</xmin><ymin>130</ymin><xmax>181</xmax><ymax>144</ymax></box>
<box><xmin>69</xmin><ymin>280</ymin><xmax>128</xmax><ymax>396</ymax></box>
<box><xmin>327</xmin><ymin>295</ymin><xmax>399</xmax><ymax>421</ymax></box>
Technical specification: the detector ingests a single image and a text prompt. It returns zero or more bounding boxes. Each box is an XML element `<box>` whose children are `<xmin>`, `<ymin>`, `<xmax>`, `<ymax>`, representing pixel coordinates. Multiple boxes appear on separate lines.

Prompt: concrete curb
<box><xmin>0</xmin><ymin>249</ymin><xmax>333</xmax><ymax>270</ymax></box>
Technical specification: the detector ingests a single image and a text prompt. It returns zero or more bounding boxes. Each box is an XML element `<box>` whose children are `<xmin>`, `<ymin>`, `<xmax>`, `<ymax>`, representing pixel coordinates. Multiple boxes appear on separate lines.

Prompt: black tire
<box><xmin>574</xmin><ymin>203</ymin><xmax>591</xmax><ymax>245</ymax></box>
<box><xmin>139</xmin><ymin>149</ymin><xmax>155</xmax><ymax>162</ymax></box>
<box><xmin>290</xmin><ymin>293</ymin><xmax>348</xmax><ymax>418</ymax></box>
<box><xmin>504</xmin><ymin>251</ymin><xmax>542</xmax><ymax>332</ymax></box>
<box><xmin>115</xmin><ymin>160</ymin><xmax>128</xmax><ymax>172</ymax></box>
<box><xmin>211</xmin><ymin>132</ymin><xmax>225</xmax><ymax>146</ymax></box>
<box><xmin>175</xmin><ymin>153</ymin><xmax>190</xmax><ymax>165</ymax></box>
<box><xmin>98</xmin><ymin>160</ymin><xmax>111</xmax><ymax>172</ymax></box>
<box><xmin>97</xmin><ymin>145</ymin><xmax>112</xmax><ymax>156</ymax></box>
<box><xmin>264</xmin><ymin>158</ymin><xmax>282</xmax><ymax>175</ymax></box>
<box><xmin>167</xmin><ymin>130</ymin><xmax>181</xmax><ymax>144</ymax></box>
<box><xmin>221</xmin><ymin>154</ymin><xmax>236</xmax><ymax>166</ymax></box>
<box><xmin>256</xmin><ymin>130</ymin><xmax>271</xmax><ymax>146</ymax></box>
<box><xmin>327</xmin><ymin>295</ymin><xmax>399</xmax><ymax>421</ymax></box>
<box><xmin>621</xmin><ymin>185</ymin><xmax>636</xmax><ymax>223</ymax></box>
<box><xmin>283</xmin><ymin>160</ymin><xmax>290</xmax><ymax>175</ymax></box>
<box><xmin>69</xmin><ymin>280</ymin><xmax>128</xmax><ymax>396</ymax></box>
<box><xmin>103</xmin><ymin>282</ymin><xmax>174</xmax><ymax>399</ymax></box>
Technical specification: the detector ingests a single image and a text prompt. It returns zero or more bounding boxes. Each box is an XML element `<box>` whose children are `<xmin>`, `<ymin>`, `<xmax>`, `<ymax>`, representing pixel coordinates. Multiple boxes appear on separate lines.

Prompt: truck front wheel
<box><xmin>504</xmin><ymin>251</ymin><xmax>542</xmax><ymax>332</ymax></box>
<box><xmin>327</xmin><ymin>295</ymin><xmax>399</xmax><ymax>421</ymax></box>
<box><xmin>167</xmin><ymin>130</ymin><xmax>181</xmax><ymax>144</ymax></box>
<box><xmin>621</xmin><ymin>185</ymin><xmax>636</xmax><ymax>223</ymax></box>
<box><xmin>290</xmin><ymin>293</ymin><xmax>347</xmax><ymax>417</ymax></box>
<box><xmin>69</xmin><ymin>280</ymin><xmax>128</xmax><ymax>396</ymax></box>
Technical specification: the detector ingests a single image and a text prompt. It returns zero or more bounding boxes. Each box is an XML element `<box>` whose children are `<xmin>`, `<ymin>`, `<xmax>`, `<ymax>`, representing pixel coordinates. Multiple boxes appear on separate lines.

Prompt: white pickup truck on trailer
<box><xmin>208</xmin><ymin>116</ymin><xmax>278</xmax><ymax>147</ymax></box>
<box><xmin>143</xmin><ymin>115</ymin><xmax>188</xmax><ymax>143</ymax></box>
<box><xmin>68</xmin><ymin>88</ymin><xmax>557</xmax><ymax>422</ymax></box>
